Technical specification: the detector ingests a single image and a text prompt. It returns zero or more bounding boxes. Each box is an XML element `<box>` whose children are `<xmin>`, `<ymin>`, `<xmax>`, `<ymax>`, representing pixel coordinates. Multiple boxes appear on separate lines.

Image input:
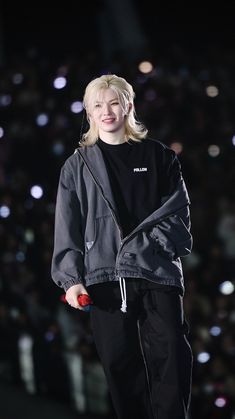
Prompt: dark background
<box><xmin>1</xmin><ymin>2</ymin><xmax>235</xmax><ymax>418</ymax></box>
<box><xmin>2</xmin><ymin>2</ymin><xmax>235</xmax><ymax>59</ymax></box>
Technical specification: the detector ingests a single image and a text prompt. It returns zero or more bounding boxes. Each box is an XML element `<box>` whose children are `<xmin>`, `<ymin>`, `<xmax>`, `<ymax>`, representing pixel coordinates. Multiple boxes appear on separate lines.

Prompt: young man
<box><xmin>51</xmin><ymin>74</ymin><xmax>193</xmax><ymax>419</ymax></box>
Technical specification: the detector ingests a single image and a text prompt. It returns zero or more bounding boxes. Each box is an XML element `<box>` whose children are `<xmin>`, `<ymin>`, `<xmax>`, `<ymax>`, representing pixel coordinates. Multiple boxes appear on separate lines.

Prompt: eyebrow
<box><xmin>94</xmin><ymin>98</ymin><xmax>119</xmax><ymax>103</ymax></box>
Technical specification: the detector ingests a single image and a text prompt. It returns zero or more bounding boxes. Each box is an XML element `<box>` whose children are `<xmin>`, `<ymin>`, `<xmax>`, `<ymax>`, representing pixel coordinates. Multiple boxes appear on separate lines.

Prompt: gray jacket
<box><xmin>51</xmin><ymin>139</ymin><xmax>192</xmax><ymax>295</ymax></box>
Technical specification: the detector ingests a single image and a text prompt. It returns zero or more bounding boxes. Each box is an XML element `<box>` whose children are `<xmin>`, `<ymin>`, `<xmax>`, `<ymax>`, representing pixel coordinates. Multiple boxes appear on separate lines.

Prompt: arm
<box><xmin>159</xmin><ymin>147</ymin><xmax>182</xmax><ymax>205</ymax></box>
<box><xmin>51</xmin><ymin>163</ymin><xmax>85</xmax><ymax>293</ymax></box>
<box><xmin>157</xmin><ymin>147</ymin><xmax>193</xmax><ymax>257</ymax></box>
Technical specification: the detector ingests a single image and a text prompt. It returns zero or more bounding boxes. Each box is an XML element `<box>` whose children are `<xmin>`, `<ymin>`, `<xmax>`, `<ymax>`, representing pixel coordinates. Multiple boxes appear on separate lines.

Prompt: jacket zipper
<box><xmin>76</xmin><ymin>149</ymin><xmax>124</xmax><ymax>242</ymax></box>
<box><xmin>77</xmin><ymin>152</ymin><xmax>124</xmax><ymax>279</ymax></box>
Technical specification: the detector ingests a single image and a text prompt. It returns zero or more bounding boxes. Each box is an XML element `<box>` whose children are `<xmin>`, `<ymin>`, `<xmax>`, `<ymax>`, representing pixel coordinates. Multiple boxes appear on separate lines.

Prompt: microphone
<box><xmin>61</xmin><ymin>294</ymin><xmax>93</xmax><ymax>312</ymax></box>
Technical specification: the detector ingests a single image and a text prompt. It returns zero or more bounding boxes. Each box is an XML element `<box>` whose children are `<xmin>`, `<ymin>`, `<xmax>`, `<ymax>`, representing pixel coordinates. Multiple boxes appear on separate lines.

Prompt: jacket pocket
<box><xmin>85</xmin><ymin>222</ymin><xmax>97</xmax><ymax>252</ymax></box>
<box><xmin>84</xmin><ymin>215</ymin><xmax>119</xmax><ymax>274</ymax></box>
<box><xmin>120</xmin><ymin>231</ymin><xmax>159</xmax><ymax>272</ymax></box>
<box><xmin>149</xmin><ymin>214</ymin><xmax>192</xmax><ymax>259</ymax></box>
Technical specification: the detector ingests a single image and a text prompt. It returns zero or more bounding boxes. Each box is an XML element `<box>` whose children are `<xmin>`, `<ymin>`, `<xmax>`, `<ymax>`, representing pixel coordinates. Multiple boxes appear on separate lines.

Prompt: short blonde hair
<box><xmin>80</xmin><ymin>74</ymin><xmax>148</xmax><ymax>146</ymax></box>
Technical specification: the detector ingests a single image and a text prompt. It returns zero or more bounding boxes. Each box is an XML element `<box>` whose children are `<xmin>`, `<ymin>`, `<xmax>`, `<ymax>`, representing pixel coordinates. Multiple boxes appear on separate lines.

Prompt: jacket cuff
<box><xmin>57</xmin><ymin>278</ymin><xmax>82</xmax><ymax>292</ymax></box>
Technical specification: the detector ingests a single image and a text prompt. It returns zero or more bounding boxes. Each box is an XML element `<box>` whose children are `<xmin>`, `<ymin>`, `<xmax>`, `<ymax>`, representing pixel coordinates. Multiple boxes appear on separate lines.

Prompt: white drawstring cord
<box><xmin>119</xmin><ymin>277</ymin><xmax>127</xmax><ymax>313</ymax></box>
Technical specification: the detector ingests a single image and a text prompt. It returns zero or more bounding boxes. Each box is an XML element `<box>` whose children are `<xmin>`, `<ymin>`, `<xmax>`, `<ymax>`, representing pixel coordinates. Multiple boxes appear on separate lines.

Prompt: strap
<box><xmin>119</xmin><ymin>277</ymin><xmax>127</xmax><ymax>313</ymax></box>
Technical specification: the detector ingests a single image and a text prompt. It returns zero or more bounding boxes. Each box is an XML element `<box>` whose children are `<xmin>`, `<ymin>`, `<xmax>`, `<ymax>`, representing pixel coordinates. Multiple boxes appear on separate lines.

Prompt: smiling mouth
<box><xmin>102</xmin><ymin>118</ymin><xmax>115</xmax><ymax>123</ymax></box>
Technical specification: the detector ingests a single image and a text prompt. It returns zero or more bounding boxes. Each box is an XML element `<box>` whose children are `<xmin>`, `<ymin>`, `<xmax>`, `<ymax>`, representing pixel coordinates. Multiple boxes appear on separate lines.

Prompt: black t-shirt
<box><xmin>97</xmin><ymin>138</ymin><xmax>180</xmax><ymax>238</ymax></box>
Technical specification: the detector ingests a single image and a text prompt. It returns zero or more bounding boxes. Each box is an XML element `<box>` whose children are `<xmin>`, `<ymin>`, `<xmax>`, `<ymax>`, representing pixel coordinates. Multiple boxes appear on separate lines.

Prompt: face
<box><xmin>89</xmin><ymin>88</ymin><xmax>128</xmax><ymax>137</ymax></box>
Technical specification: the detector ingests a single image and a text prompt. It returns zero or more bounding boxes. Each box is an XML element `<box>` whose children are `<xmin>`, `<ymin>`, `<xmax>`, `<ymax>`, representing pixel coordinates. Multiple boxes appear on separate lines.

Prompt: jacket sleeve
<box><xmin>158</xmin><ymin>147</ymin><xmax>193</xmax><ymax>258</ymax></box>
<box><xmin>156</xmin><ymin>207</ymin><xmax>193</xmax><ymax>259</ymax></box>
<box><xmin>160</xmin><ymin>147</ymin><xmax>182</xmax><ymax>204</ymax></box>
<box><xmin>51</xmin><ymin>163</ymin><xmax>85</xmax><ymax>291</ymax></box>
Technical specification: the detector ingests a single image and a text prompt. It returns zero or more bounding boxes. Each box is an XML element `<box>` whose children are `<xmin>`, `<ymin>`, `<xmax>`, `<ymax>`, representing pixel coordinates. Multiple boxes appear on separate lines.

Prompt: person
<box><xmin>51</xmin><ymin>74</ymin><xmax>193</xmax><ymax>419</ymax></box>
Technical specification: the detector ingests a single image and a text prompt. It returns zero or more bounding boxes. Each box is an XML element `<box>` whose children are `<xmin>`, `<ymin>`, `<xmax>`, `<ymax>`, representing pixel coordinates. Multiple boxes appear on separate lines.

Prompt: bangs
<box><xmin>87</xmin><ymin>86</ymin><xmax>128</xmax><ymax>114</ymax></box>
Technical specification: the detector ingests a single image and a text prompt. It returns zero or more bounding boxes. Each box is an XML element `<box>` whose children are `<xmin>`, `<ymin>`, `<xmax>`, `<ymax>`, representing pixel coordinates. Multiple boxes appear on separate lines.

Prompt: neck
<box><xmin>99</xmin><ymin>130</ymin><xmax>126</xmax><ymax>145</ymax></box>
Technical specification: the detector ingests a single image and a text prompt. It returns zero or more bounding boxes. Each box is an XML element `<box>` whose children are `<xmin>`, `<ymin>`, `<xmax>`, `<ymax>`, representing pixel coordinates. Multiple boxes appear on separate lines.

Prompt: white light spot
<box><xmin>209</xmin><ymin>326</ymin><xmax>222</xmax><ymax>336</ymax></box>
<box><xmin>18</xmin><ymin>334</ymin><xmax>33</xmax><ymax>351</ymax></box>
<box><xmin>215</xmin><ymin>397</ymin><xmax>227</xmax><ymax>408</ymax></box>
<box><xmin>219</xmin><ymin>281</ymin><xmax>234</xmax><ymax>295</ymax></box>
<box><xmin>53</xmin><ymin>76</ymin><xmax>67</xmax><ymax>89</ymax></box>
<box><xmin>206</xmin><ymin>85</ymin><xmax>219</xmax><ymax>97</ymax></box>
<box><xmin>36</xmin><ymin>113</ymin><xmax>49</xmax><ymax>126</ymax></box>
<box><xmin>232</xmin><ymin>135</ymin><xmax>235</xmax><ymax>146</ymax></box>
<box><xmin>30</xmin><ymin>185</ymin><xmax>43</xmax><ymax>199</ymax></box>
<box><xmin>0</xmin><ymin>127</ymin><xmax>4</xmax><ymax>138</ymax></box>
<box><xmin>71</xmin><ymin>101</ymin><xmax>83</xmax><ymax>113</ymax></box>
<box><xmin>197</xmin><ymin>352</ymin><xmax>210</xmax><ymax>363</ymax></box>
<box><xmin>0</xmin><ymin>205</ymin><xmax>10</xmax><ymax>218</ymax></box>
<box><xmin>208</xmin><ymin>144</ymin><xmax>220</xmax><ymax>157</ymax></box>
<box><xmin>0</xmin><ymin>94</ymin><xmax>12</xmax><ymax>107</ymax></box>
<box><xmin>138</xmin><ymin>61</ymin><xmax>153</xmax><ymax>74</ymax></box>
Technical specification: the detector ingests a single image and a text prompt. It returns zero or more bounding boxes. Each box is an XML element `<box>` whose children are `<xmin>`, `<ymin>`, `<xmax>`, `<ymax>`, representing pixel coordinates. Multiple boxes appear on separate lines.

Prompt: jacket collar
<box><xmin>76</xmin><ymin>143</ymin><xmax>121</xmax><ymax>224</ymax></box>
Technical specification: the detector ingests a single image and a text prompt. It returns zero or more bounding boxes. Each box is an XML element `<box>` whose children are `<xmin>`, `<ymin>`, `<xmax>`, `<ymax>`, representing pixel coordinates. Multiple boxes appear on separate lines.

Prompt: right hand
<box><xmin>65</xmin><ymin>283</ymin><xmax>89</xmax><ymax>310</ymax></box>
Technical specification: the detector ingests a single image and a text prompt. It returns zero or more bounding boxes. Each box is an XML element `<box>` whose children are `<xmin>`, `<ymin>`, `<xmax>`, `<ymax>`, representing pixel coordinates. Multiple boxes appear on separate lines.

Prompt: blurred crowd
<box><xmin>0</xmin><ymin>43</ymin><xmax>235</xmax><ymax>419</ymax></box>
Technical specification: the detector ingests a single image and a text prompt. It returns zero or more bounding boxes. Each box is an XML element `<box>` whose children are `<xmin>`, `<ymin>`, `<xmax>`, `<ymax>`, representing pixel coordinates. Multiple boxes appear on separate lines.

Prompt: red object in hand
<box><xmin>77</xmin><ymin>294</ymin><xmax>93</xmax><ymax>307</ymax></box>
<box><xmin>61</xmin><ymin>293</ymin><xmax>93</xmax><ymax>311</ymax></box>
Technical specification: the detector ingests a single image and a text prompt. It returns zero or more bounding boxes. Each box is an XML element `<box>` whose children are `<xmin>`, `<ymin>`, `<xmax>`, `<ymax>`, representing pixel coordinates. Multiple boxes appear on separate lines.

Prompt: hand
<box><xmin>65</xmin><ymin>283</ymin><xmax>89</xmax><ymax>310</ymax></box>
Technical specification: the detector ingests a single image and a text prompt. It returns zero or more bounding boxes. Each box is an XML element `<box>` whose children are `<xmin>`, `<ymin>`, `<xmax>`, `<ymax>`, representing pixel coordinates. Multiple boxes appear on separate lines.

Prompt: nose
<box><xmin>103</xmin><ymin>103</ymin><xmax>112</xmax><ymax>115</ymax></box>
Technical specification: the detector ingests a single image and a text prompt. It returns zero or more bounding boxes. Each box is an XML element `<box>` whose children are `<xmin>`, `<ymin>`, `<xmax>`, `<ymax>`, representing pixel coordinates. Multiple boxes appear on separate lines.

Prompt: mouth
<box><xmin>102</xmin><ymin>118</ymin><xmax>115</xmax><ymax>123</ymax></box>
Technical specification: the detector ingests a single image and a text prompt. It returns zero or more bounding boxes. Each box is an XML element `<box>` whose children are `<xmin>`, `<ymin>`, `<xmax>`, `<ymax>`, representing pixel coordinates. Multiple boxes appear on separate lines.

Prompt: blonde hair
<box><xmin>80</xmin><ymin>74</ymin><xmax>148</xmax><ymax>146</ymax></box>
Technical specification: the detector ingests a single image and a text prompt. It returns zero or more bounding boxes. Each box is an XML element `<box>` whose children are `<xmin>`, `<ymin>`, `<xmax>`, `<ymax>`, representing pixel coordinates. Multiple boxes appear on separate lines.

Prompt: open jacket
<box><xmin>51</xmin><ymin>139</ymin><xmax>193</xmax><ymax>296</ymax></box>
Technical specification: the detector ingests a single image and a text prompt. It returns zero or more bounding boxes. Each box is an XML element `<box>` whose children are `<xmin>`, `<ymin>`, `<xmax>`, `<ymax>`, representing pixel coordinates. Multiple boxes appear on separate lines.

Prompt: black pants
<box><xmin>88</xmin><ymin>279</ymin><xmax>193</xmax><ymax>419</ymax></box>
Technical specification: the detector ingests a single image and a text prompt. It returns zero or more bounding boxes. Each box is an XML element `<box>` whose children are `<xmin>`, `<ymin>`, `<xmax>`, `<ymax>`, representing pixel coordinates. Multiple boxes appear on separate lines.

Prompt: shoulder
<box><xmin>141</xmin><ymin>137</ymin><xmax>172</xmax><ymax>150</ymax></box>
<box><xmin>141</xmin><ymin>137</ymin><xmax>176</xmax><ymax>159</ymax></box>
<box><xmin>61</xmin><ymin>148</ymin><xmax>83</xmax><ymax>173</ymax></box>
<box><xmin>143</xmin><ymin>138</ymin><xmax>182</xmax><ymax>178</ymax></box>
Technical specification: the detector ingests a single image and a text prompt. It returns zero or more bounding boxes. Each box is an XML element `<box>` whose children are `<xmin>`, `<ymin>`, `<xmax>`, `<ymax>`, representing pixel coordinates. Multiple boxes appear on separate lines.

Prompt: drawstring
<box><xmin>119</xmin><ymin>277</ymin><xmax>127</xmax><ymax>313</ymax></box>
